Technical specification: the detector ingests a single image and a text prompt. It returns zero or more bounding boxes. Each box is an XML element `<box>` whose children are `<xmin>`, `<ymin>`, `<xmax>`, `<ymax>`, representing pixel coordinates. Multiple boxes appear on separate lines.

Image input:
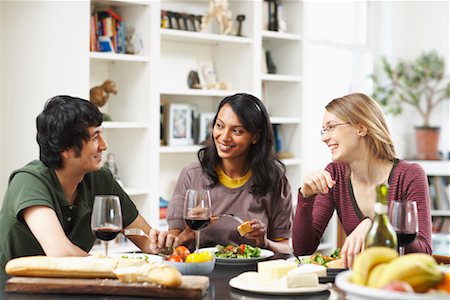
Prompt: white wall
<box><xmin>0</xmin><ymin>1</ymin><xmax>89</xmax><ymax>200</ymax></box>
<box><xmin>372</xmin><ymin>1</ymin><xmax>450</xmax><ymax>160</ymax></box>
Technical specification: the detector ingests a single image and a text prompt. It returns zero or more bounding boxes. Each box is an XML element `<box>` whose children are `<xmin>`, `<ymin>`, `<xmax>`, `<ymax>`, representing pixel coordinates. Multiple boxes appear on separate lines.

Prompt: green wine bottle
<box><xmin>364</xmin><ymin>183</ymin><xmax>398</xmax><ymax>249</ymax></box>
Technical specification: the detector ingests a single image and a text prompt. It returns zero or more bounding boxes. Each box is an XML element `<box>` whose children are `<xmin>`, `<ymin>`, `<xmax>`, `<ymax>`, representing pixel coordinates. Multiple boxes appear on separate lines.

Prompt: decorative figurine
<box><xmin>201</xmin><ymin>0</ymin><xmax>234</xmax><ymax>35</ymax></box>
<box><xmin>266</xmin><ymin>50</ymin><xmax>277</xmax><ymax>74</ymax></box>
<box><xmin>187</xmin><ymin>70</ymin><xmax>201</xmax><ymax>89</ymax></box>
<box><xmin>236</xmin><ymin>14</ymin><xmax>245</xmax><ymax>36</ymax></box>
<box><xmin>89</xmin><ymin>79</ymin><xmax>118</xmax><ymax>121</ymax></box>
<box><xmin>104</xmin><ymin>153</ymin><xmax>124</xmax><ymax>187</ymax></box>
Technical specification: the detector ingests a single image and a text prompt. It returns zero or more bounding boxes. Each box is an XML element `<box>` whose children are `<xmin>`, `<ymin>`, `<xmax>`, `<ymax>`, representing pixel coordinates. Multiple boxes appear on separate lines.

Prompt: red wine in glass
<box><xmin>93</xmin><ymin>226</ymin><xmax>121</xmax><ymax>241</ymax></box>
<box><xmin>183</xmin><ymin>189</ymin><xmax>212</xmax><ymax>253</ymax></box>
<box><xmin>185</xmin><ymin>218</ymin><xmax>211</xmax><ymax>231</ymax></box>
<box><xmin>396</xmin><ymin>231</ymin><xmax>417</xmax><ymax>248</ymax></box>
<box><xmin>389</xmin><ymin>200</ymin><xmax>418</xmax><ymax>255</ymax></box>
<box><xmin>91</xmin><ymin>195</ymin><xmax>123</xmax><ymax>257</ymax></box>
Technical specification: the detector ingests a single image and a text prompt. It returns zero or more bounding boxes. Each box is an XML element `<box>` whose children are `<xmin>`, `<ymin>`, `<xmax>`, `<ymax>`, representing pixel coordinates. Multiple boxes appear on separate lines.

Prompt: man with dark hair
<box><xmin>0</xmin><ymin>95</ymin><xmax>178</xmax><ymax>281</ymax></box>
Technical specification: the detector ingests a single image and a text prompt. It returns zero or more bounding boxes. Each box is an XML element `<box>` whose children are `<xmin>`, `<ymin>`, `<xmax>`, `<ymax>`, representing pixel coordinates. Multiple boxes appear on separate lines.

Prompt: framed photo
<box><xmin>198</xmin><ymin>60</ymin><xmax>217</xmax><ymax>87</ymax></box>
<box><xmin>166</xmin><ymin>103</ymin><xmax>193</xmax><ymax>146</ymax></box>
<box><xmin>199</xmin><ymin>112</ymin><xmax>216</xmax><ymax>144</ymax></box>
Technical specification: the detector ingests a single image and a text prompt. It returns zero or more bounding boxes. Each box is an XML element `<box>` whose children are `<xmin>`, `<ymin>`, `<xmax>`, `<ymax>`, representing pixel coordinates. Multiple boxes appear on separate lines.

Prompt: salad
<box><xmin>214</xmin><ymin>244</ymin><xmax>261</xmax><ymax>259</ymax></box>
<box><xmin>299</xmin><ymin>248</ymin><xmax>341</xmax><ymax>266</ymax></box>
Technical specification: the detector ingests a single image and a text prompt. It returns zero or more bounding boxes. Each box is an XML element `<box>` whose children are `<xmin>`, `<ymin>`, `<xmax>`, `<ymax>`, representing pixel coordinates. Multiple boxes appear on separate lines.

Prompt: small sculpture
<box><xmin>104</xmin><ymin>153</ymin><xmax>124</xmax><ymax>186</ymax></box>
<box><xmin>187</xmin><ymin>70</ymin><xmax>201</xmax><ymax>89</ymax></box>
<box><xmin>236</xmin><ymin>14</ymin><xmax>245</xmax><ymax>36</ymax></box>
<box><xmin>89</xmin><ymin>80</ymin><xmax>118</xmax><ymax>121</ymax></box>
<box><xmin>201</xmin><ymin>0</ymin><xmax>234</xmax><ymax>35</ymax></box>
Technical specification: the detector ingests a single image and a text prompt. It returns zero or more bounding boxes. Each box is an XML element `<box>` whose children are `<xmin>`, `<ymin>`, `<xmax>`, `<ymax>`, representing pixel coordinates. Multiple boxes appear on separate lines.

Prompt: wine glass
<box><xmin>389</xmin><ymin>200</ymin><xmax>418</xmax><ymax>255</ymax></box>
<box><xmin>91</xmin><ymin>195</ymin><xmax>123</xmax><ymax>257</ymax></box>
<box><xmin>184</xmin><ymin>189</ymin><xmax>212</xmax><ymax>253</ymax></box>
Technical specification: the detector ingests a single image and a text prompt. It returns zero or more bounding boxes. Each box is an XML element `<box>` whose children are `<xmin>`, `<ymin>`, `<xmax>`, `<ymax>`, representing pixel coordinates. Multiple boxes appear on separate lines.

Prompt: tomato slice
<box><xmin>239</xmin><ymin>244</ymin><xmax>245</xmax><ymax>254</ymax></box>
<box><xmin>167</xmin><ymin>255</ymin><xmax>183</xmax><ymax>262</ymax></box>
<box><xmin>173</xmin><ymin>246</ymin><xmax>190</xmax><ymax>259</ymax></box>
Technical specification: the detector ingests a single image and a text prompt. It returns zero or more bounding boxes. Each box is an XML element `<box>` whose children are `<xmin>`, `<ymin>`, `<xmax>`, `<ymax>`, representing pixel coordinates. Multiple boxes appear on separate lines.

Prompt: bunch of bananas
<box><xmin>352</xmin><ymin>247</ymin><xmax>444</xmax><ymax>293</ymax></box>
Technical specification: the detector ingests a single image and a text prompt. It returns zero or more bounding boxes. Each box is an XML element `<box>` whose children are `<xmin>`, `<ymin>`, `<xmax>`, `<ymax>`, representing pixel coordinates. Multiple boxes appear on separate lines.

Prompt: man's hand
<box><xmin>148</xmin><ymin>229</ymin><xmax>179</xmax><ymax>254</ymax></box>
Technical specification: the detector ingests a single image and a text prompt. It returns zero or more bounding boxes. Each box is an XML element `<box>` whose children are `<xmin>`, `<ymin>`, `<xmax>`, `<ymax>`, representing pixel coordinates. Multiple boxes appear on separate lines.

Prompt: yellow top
<box><xmin>216</xmin><ymin>165</ymin><xmax>252</xmax><ymax>188</ymax></box>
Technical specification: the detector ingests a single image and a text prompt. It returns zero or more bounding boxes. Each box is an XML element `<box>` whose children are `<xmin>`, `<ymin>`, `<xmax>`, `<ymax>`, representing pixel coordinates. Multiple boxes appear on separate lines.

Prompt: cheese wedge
<box><xmin>286</xmin><ymin>268</ymin><xmax>319</xmax><ymax>288</ymax></box>
<box><xmin>257</xmin><ymin>259</ymin><xmax>298</xmax><ymax>280</ymax></box>
<box><xmin>295</xmin><ymin>264</ymin><xmax>327</xmax><ymax>277</ymax></box>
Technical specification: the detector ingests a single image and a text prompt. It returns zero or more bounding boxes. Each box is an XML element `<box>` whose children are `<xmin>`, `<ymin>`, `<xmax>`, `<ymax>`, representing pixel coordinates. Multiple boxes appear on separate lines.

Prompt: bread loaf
<box><xmin>5</xmin><ymin>256</ymin><xmax>182</xmax><ymax>287</ymax></box>
<box><xmin>237</xmin><ymin>221</ymin><xmax>252</xmax><ymax>236</ymax></box>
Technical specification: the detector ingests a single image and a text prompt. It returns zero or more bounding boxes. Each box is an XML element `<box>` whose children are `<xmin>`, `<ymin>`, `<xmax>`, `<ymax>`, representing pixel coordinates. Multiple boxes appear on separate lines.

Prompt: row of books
<box><xmin>432</xmin><ymin>216</ymin><xmax>450</xmax><ymax>233</ymax></box>
<box><xmin>90</xmin><ymin>9</ymin><xmax>126</xmax><ymax>53</ymax></box>
<box><xmin>429</xmin><ymin>176</ymin><xmax>450</xmax><ymax>210</ymax></box>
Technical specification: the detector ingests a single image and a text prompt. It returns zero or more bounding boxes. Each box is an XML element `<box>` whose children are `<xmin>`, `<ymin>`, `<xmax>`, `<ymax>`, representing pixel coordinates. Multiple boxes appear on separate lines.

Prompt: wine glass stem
<box><xmin>195</xmin><ymin>230</ymin><xmax>200</xmax><ymax>253</ymax></box>
<box><xmin>399</xmin><ymin>246</ymin><xmax>405</xmax><ymax>256</ymax></box>
<box><xmin>105</xmin><ymin>241</ymin><xmax>109</xmax><ymax>258</ymax></box>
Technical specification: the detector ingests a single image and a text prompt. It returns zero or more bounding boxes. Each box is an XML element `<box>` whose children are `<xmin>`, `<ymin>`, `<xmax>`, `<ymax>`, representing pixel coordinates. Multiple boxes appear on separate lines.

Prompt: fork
<box><xmin>213</xmin><ymin>213</ymin><xmax>244</xmax><ymax>224</ymax></box>
<box><xmin>124</xmin><ymin>228</ymin><xmax>171</xmax><ymax>256</ymax></box>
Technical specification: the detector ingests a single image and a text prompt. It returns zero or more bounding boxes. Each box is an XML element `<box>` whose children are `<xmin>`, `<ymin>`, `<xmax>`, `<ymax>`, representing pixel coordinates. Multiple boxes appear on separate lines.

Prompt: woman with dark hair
<box><xmin>167</xmin><ymin>93</ymin><xmax>292</xmax><ymax>253</ymax></box>
<box><xmin>292</xmin><ymin>93</ymin><xmax>432</xmax><ymax>267</ymax></box>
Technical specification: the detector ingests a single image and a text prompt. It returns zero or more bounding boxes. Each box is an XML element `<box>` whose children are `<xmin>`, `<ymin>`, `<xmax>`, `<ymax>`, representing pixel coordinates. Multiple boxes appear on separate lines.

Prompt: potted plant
<box><xmin>372</xmin><ymin>51</ymin><xmax>450</xmax><ymax>160</ymax></box>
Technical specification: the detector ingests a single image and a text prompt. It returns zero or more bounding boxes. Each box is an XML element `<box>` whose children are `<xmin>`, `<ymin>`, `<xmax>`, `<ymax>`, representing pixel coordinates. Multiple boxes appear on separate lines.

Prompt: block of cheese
<box><xmin>286</xmin><ymin>268</ymin><xmax>319</xmax><ymax>288</ymax></box>
<box><xmin>295</xmin><ymin>263</ymin><xmax>327</xmax><ymax>277</ymax></box>
<box><xmin>257</xmin><ymin>259</ymin><xmax>298</xmax><ymax>280</ymax></box>
<box><xmin>237</xmin><ymin>221</ymin><xmax>252</xmax><ymax>236</ymax></box>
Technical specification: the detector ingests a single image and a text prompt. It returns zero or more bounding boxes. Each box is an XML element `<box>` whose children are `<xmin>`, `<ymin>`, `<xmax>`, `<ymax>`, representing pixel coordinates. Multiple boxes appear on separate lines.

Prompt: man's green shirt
<box><xmin>0</xmin><ymin>160</ymin><xmax>139</xmax><ymax>281</ymax></box>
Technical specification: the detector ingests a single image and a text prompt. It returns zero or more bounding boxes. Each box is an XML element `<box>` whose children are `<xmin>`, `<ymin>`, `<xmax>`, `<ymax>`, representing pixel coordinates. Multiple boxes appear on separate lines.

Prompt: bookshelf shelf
<box><xmin>431</xmin><ymin>210</ymin><xmax>450</xmax><ymax>217</ymax></box>
<box><xmin>281</xmin><ymin>158</ymin><xmax>301</xmax><ymax>166</ymax></box>
<box><xmin>270</xmin><ymin>117</ymin><xmax>302</xmax><ymax>124</ymax></box>
<box><xmin>409</xmin><ymin>160</ymin><xmax>450</xmax><ymax>176</ymax></box>
<box><xmin>262</xmin><ymin>30</ymin><xmax>302</xmax><ymax>41</ymax></box>
<box><xmin>261</xmin><ymin>74</ymin><xmax>302</xmax><ymax>82</ymax></box>
<box><xmin>90</xmin><ymin>52</ymin><xmax>149</xmax><ymax>63</ymax></box>
<box><xmin>103</xmin><ymin>121</ymin><xmax>149</xmax><ymax>129</ymax></box>
<box><xmin>160</xmin><ymin>89</ymin><xmax>238</xmax><ymax>97</ymax></box>
<box><xmin>161</xmin><ymin>28</ymin><xmax>252</xmax><ymax>45</ymax></box>
<box><xmin>160</xmin><ymin>145</ymin><xmax>202</xmax><ymax>154</ymax></box>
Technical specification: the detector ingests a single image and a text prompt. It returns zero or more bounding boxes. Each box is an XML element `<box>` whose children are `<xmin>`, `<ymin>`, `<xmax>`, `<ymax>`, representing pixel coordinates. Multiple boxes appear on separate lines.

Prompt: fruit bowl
<box><xmin>162</xmin><ymin>258</ymin><xmax>216</xmax><ymax>275</ymax></box>
<box><xmin>335</xmin><ymin>271</ymin><xmax>449</xmax><ymax>300</ymax></box>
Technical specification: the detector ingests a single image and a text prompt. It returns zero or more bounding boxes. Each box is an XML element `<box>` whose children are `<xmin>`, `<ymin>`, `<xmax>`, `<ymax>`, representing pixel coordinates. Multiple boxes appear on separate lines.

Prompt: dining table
<box><xmin>0</xmin><ymin>253</ymin><xmax>345</xmax><ymax>300</ymax></box>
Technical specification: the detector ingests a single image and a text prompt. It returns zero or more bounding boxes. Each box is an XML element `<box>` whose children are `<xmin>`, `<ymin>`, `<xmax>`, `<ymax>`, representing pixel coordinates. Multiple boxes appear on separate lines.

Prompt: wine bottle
<box><xmin>364</xmin><ymin>183</ymin><xmax>398</xmax><ymax>249</ymax></box>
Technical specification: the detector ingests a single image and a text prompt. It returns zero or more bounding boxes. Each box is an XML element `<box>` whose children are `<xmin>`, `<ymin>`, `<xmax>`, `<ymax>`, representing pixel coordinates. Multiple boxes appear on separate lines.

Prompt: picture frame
<box><xmin>199</xmin><ymin>112</ymin><xmax>216</xmax><ymax>144</ymax></box>
<box><xmin>166</xmin><ymin>103</ymin><xmax>193</xmax><ymax>146</ymax></box>
<box><xmin>197</xmin><ymin>60</ymin><xmax>217</xmax><ymax>87</ymax></box>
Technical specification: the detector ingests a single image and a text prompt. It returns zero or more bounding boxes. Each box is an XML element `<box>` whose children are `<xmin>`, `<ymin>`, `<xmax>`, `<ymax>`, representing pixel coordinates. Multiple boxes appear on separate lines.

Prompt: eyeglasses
<box><xmin>320</xmin><ymin>122</ymin><xmax>350</xmax><ymax>136</ymax></box>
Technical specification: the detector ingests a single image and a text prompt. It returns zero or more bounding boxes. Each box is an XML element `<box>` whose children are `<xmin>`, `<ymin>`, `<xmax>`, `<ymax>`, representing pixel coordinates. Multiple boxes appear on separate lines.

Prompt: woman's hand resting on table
<box><xmin>300</xmin><ymin>170</ymin><xmax>336</xmax><ymax>198</ymax></box>
<box><xmin>341</xmin><ymin>218</ymin><xmax>372</xmax><ymax>268</ymax></box>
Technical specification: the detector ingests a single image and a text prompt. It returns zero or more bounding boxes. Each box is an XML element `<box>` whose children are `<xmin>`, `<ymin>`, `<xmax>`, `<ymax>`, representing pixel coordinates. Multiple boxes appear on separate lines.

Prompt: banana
<box><xmin>375</xmin><ymin>253</ymin><xmax>443</xmax><ymax>292</ymax></box>
<box><xmin>352</xmin><ymin>247</ymin><xmax>398</xmax><ymax>286</ymax></box>
<box><xmin>367</xmin><ymin>262</ymin><xmax>387</xmax><ymax>288</ymax></box>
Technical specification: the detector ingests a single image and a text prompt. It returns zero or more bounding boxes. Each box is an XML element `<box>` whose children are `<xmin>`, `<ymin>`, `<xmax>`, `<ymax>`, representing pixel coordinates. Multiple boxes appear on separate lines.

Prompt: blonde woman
<box><xmin>292</xmin><ymin>93</ymin><xmax>432</xmax><ymax>268</ymax></box>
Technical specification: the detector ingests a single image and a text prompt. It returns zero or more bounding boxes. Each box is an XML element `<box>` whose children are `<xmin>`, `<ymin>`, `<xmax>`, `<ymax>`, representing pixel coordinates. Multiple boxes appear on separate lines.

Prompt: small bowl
<box><xmin>162</xmin><ymin>258</ymin><xmax>216</xmax><ymax>275</ymax></box>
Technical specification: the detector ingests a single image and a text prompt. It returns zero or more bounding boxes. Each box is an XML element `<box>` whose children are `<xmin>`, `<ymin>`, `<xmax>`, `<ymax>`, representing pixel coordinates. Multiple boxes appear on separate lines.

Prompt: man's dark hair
<box><xmin>36</xmin><ymin>95</ymin><xmax>103</xmax><ymax>168</ymax></box>
<box><xmin>198</xmin><ymin>93</ymin><xmax>285</xmax><ymax>196</ymax></box>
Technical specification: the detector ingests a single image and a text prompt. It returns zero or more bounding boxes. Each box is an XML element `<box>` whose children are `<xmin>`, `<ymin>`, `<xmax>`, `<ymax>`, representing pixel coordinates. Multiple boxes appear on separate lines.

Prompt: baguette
<box><xmin>237</xmin><ymin>221</ymin><xmax>252</xmax><ymax>236</ymax></box>
<box><xmin>5</xmin><ymin>256</ymin><xmax>120</xmax><ymax>278</ymax></box>
<box><xmin>5</xmin><ymin>255</ymin><xmax>185</xmax><ymax>286</ymax></box>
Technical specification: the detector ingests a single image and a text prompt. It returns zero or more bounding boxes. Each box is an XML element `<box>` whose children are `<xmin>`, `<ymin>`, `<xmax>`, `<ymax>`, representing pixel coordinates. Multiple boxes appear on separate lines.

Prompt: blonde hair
<box><xmin>325</xmin><ymin>93</ymin><xmax>396</xmax><ymax>161</ymax></box>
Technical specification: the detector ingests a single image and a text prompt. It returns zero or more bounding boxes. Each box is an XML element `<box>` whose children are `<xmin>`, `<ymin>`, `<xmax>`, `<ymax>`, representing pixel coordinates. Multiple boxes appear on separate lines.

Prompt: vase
<box><xmin>415</xmin><ymin>127</ymin><xmax>441</xmax><ymax>160</ymax></box>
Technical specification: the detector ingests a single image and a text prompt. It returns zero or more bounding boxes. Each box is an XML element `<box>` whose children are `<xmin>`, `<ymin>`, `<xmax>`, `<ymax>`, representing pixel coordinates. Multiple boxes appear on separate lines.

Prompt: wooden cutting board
<box><xmin>5</xmin><ymin>275</ymin><xmax>209</xmax><ymax>299</ymax></box>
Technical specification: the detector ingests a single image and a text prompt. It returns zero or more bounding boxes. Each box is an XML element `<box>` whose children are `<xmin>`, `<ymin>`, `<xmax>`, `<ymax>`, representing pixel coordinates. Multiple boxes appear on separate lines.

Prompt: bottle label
<box><xmin>374</xmin><ymin>202</ymin><xmax>387</xmax><ymax>214</ymax></box>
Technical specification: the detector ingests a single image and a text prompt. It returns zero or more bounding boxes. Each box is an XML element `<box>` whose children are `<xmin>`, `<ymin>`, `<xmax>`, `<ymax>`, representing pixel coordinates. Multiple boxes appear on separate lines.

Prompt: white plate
<box><xmin>201</xmin><ymin>247</ymin><xmax>274</xmax><ymax>265</ymax></box>
<box><xmin>335</xmin><ymin>270</ymin><xmax>449</xmax><ymax>300</ymax></box>
<box><xmin>229</xmin><ymin>276</ymin><xmax>330</xmax><ymax>295</ymax></box>
<box><xmin>107</xmin><ymin>253</ymin><xmax>162</xmax><ymax>263</ymax></box>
